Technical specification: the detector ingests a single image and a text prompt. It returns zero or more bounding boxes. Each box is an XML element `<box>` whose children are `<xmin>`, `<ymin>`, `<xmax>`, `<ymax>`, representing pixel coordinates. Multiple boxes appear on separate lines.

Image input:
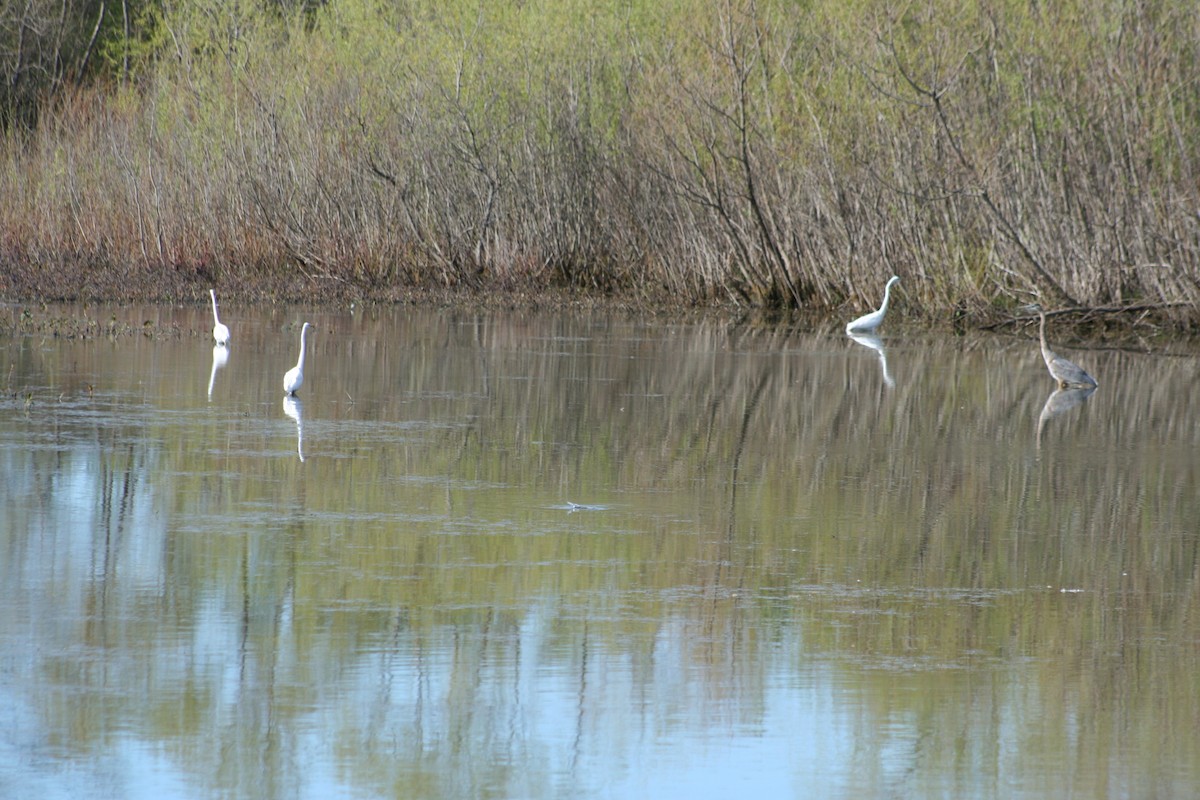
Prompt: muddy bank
<box><xmin>0</xmin><ymin>254</ymin><xmax>751</xmax><ymax>339</ymax></box>
<box><xmin>6</xmin><ymin>0</ymin><xmax>1200</xmax><ymax>339</ymax></box>
<box><xmin>0</xmin><ymin>255</ymin><xmax>1192</xmax><ymax>351</ymax></box>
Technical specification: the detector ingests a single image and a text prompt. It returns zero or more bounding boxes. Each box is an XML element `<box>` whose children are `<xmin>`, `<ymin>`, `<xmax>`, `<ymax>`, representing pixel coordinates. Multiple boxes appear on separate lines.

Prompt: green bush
<box><xmin>3</xmin><ymin>0</ymin><xmax>1199</xmax><ymax>321</ymax></box>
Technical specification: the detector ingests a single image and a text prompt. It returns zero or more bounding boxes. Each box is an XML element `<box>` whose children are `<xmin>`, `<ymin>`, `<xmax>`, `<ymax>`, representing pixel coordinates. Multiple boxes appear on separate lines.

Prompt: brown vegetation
<box><xmin>2</xmin><ymin>1</ymin><xmax>1199</xmax><ymax>328</ymax></box>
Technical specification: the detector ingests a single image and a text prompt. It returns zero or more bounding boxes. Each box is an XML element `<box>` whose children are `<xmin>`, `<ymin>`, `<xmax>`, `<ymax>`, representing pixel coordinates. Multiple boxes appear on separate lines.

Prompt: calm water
<box><xmin>2</xmin><ymin>303</ymin><xmax>1199</xmax><ymax>799</ymax></box>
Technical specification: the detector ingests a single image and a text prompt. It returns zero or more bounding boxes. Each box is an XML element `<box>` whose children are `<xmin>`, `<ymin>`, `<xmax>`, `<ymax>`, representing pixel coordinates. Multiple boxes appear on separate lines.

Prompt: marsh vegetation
<box><xmin>4</xmin><ymin>304</ymin><xmax>1200</xmax><ymax>797</ymax></box>
<box><xmin>3</xmin><ymin>1</ymin><xmax>1199</xmax><ymax>327</ymax></box>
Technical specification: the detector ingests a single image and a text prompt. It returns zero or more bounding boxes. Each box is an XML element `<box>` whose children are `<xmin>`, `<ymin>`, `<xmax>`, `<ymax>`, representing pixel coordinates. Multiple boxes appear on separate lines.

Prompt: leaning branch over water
<box><xmin>980</xmin><ymin>303</ymin><xmax>1197</xmax><ymax>333</ymax></box>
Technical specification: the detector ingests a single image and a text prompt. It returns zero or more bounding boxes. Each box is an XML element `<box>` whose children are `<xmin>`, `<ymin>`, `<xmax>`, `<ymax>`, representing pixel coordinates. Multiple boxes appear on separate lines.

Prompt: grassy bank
<box><xmin>2</xmin><ymin>0</ymin><xmax>1199</xmax><ymax>327</ymax></box>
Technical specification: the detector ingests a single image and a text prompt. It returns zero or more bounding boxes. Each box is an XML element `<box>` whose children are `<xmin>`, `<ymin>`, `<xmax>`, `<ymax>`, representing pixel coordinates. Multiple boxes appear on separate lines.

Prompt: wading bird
<box><xmin>846</xmin><ymin>275</ymin><xmax>901</xmax><ymax>334</ymax></box>
<box><xmin>210</xmin><ymin>289</ymin><xmax>230</xmax><ymax>346</ymax></box>
<box><xmin>284</xmin><ymin>322</ymin><xmax>314</xmax><ymax>396</ymax></box>
<box><xmin>1031</xmin><ymin>305</ymin><xmax>1097</xmax><ymax>389</ymax></box>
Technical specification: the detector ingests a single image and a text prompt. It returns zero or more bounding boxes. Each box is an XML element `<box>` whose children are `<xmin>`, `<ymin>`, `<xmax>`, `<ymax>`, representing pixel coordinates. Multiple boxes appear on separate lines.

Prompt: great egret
<box><xmin>209</xmin><ymin>289</ymin><xmax>230</xmax><ymax>346</ymax></box>
<box><xmin>846</xmin><ymin>276</ymin><xmax>901</xmax><ymax>334</ymax></box>
<box><xmin>1032</xmin><ymin>305</ymin><xmax>1097</xmax><ymax>389</ymax></box>
<box><xmin>283</xmin><ymin>322</ymin><xmax>314</xmax><ymax>396</ymax></box>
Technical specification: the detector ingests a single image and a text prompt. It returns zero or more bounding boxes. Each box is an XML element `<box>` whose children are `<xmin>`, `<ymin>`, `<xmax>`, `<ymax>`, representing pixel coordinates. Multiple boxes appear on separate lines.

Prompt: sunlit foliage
<box><xmin>2</xmin><ymin>0</ymin><xmax>1199</xmax><ymax>319</ymax></box>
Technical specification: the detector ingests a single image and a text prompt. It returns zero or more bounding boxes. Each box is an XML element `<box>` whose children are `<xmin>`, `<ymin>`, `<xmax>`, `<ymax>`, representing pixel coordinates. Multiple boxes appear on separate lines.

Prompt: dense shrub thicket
<box><xmin>2</xmin><ymin>0</ymin><xmax>1199</xmax><ymax>322</ymax></box>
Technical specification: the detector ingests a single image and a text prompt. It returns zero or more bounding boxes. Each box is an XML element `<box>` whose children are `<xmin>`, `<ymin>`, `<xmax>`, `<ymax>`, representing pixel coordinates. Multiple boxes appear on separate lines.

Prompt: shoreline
<box><xmin>1</xmin><ymin>259</ymin><xmax>1193</xmax><ymax>348</ymax></box>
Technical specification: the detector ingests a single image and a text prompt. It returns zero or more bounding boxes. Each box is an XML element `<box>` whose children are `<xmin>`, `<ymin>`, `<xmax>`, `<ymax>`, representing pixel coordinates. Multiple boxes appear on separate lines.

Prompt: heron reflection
<box><xmin>283</xmin><ymin>395</ymin><xmax>305</xmax><ymax>461</ymax></box>
<box><xmin>848</xmin><ymin>332</ymin><xmax>895</xmax><ymax>388</ymax></box>
<box><xmin>207</xmin><ymin>344</ymin><xmax>229</xmax><ymax>399</ymax></box>
<box><xmin>1036</xmin><ymin>385</ymin><xmax>1096</xmax><ymax>446</ymax></box>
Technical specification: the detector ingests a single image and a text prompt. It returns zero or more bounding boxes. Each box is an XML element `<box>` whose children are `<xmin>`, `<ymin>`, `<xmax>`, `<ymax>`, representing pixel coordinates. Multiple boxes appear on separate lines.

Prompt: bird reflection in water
<box><xmin>283</xmin><ymin>395</ymin><xmax>304</xmax><ymax>462</ymax></box>
<box><xmin>1036</xmin><ymin>385</ymin><xmax>1096</xmax><ymax>447</ymax></box>
<box><xmin>848</xmin><ymin>332</ymin><xmax>895</xmax><ymax>388</ymax></box>
<box><xmin>207</xmin><ymin>345</ymin><xmax>229</xmax><ymax>400</ymax></box>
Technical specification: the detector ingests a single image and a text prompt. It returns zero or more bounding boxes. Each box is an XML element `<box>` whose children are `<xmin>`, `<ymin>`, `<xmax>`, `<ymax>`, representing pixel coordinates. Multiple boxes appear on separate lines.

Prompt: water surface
<box><xmin>2</xmin><ymin>303</ymin><xmax>1198</xmax><ymax>799</ymax></box>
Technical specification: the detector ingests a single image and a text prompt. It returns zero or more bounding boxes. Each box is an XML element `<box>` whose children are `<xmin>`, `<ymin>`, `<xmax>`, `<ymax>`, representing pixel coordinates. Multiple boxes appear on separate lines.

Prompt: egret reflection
<box><xmin>283</xmin><ymin>395</ymin><xmax>304</xmax><ymax>461</ymax></box>
<box><xmin>848</xmin><ymin>332</ymin><xmax>895</xmax><ymax>388</ymax></box>
<box><xmin>1036</xmin><ymin>385</ymin><xmax>1096</xmax><ymax>446</ymax></box>
<box><xmin>207</xmin><ymin>345</ymin><xmax>229</xmax><ymax>399</ymax></box>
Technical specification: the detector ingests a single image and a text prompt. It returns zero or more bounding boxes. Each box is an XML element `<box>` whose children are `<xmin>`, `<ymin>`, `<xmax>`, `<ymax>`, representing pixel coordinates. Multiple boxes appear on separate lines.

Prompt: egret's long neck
<box><xmin>878</xmin><ymin>282</ymin><xmax>893</xmax><ymax>314</ymax></box>
<box><xmin>210</xmin><ymin>292</ymin><xmax>220</xmax><ymax>321</ymax></box>
<box><xmin>296</xmin><ymin>327</ymin><xmax>308</xmax><ymax>368</ymax></box>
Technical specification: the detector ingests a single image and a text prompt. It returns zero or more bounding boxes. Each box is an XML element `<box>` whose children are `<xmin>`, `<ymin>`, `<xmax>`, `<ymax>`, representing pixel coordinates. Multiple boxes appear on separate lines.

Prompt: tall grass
<box><xmin>2</xmin><ymin>0</ymin><xmax>1199</xmax><ymax>323</ymax></box>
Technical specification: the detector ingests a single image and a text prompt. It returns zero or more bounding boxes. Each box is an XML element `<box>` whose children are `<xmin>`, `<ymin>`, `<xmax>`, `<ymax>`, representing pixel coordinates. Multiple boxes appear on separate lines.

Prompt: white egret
<box><xmin>283</xmin><ymin>322</ymin><xmax>314</xmax><ymax>396</ymax></box>
<box><xmin>209</xmin><ymin>289</ymin><xmax>230</xmax><ymax>346</ymax></box>
<box><xmin>845</xmin><ymin>276</ymin><xmax>901</xmax><ymax>334</ymax></box>
<box><xmin>1031</xmin><ymin>305</ymin><xmax>1097</xmax><ymax>389</ymax></box>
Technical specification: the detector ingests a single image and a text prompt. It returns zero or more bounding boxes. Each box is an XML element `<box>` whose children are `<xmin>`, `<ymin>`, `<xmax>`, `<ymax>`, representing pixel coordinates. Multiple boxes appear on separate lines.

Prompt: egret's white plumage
<box><xmin>845</xmin><ymin>276</ymin><xmax>900</xmax><ymax>334</ymax></box>
<box><xmin>284</xmin><ymin>322</ymin><xmax>313</xmax><ymax>396</ymax></box>
<box><xmin>210</xmin><ymin>289</ymin><xmax>230</xmax><ymax>346</ymax></box>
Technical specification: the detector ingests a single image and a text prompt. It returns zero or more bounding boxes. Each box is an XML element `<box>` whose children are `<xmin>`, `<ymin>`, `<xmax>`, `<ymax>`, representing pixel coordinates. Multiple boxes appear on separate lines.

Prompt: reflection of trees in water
<box><xmin>3</xmin><ymin>422</ymin><xmax>173</xmax><ymax>761</ymax></box>
<box><xmin>246</xmin><ymin>313</ymin><xmax>1200</xmax><ymax>794</ymax></box>
<box><xmin>7</xmin><ymin>311</ymin><xmax>1200</xmax><ymax>797</ymax></box>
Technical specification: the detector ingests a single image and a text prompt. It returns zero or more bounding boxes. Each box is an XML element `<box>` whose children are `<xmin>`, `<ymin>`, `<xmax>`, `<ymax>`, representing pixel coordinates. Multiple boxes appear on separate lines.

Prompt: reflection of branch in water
<box><xmin>848</xmin><ymin>332</ymin><xmax>895</xmax><ymax>388</ymax></box>
<box><xmin>207</xmin><ymin>345</ymin><xmax>229</xmax><ymax>399</ymax></box>
<box><xmin>1036</xmin><ymin>386</ymin><xmax>1096</xmax><ymax>447</ymax></box>
<box><xmin>283</xmin><ymin>395</ymin><xmax>304</xmax><ymax>461</ymax></box>
<box><xmin>702</xmin><ymin>363</ymin><xmax>771</xmax><ymax>648</ymax></box>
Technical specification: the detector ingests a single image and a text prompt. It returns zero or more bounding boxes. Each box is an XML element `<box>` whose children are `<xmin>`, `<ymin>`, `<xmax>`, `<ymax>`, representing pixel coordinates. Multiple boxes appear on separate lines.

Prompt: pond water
<box><xmin>2</xmin><ymin>302</ymin><xmax>1199</xmax><ymax>799</ymax></box>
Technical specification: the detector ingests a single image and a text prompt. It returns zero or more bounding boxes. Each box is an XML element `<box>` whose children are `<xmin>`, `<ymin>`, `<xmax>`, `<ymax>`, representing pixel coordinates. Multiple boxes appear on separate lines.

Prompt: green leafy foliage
<box><xmin>3</xmin><ymin>0</ymin><xmax>1200</xmax><ymax>319</ymax></box>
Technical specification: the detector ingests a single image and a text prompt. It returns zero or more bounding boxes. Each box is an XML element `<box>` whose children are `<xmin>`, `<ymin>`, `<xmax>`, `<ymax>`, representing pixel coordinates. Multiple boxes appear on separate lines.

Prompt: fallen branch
<box><xmin>980</xmin><ymin>302</ymin><xmax>1194</xmax><ymax>330</ymax></box>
